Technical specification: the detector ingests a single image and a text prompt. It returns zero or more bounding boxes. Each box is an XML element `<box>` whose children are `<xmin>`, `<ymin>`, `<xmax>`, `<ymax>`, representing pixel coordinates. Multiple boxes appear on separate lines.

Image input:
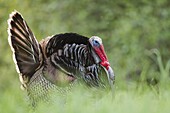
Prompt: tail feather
<box><xmin>8</xmin><ymin>11</ymin><xmax>43</xmax><ymax>85</ymax></box>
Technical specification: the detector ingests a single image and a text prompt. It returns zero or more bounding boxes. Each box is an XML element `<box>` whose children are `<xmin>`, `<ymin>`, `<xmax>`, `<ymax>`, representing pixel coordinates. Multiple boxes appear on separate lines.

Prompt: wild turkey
<box><xmin>7</xmin><ymin>11</ymin><xmax>115</xmax><ymax>106</ymax></box>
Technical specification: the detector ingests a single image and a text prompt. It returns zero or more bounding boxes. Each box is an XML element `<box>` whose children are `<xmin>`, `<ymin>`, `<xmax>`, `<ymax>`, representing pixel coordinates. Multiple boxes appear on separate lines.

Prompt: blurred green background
<box><xmin>0</xmin><ymin>0</ymin><xmax>170</xmax><ymax>113</ymax></box>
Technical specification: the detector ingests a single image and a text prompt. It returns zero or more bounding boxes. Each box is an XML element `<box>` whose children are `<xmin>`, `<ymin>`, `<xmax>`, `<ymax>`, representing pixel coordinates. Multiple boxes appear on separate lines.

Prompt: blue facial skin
<box><xmin>93</xmin><ymin>40</ymin><xmax>100</xmax><ymax>47</ymax></box>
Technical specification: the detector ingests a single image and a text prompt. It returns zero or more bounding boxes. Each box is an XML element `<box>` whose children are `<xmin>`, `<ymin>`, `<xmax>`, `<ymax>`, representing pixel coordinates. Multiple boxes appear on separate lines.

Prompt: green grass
<box><xmin>0</xmin><ymin>83</ymin><xmax>170</xmax><ymax>113</ymax></box>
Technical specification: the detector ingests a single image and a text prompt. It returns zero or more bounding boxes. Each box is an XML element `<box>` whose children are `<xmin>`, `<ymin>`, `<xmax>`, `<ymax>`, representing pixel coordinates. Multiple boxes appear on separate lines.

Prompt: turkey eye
<box><xmin>93</xmin><ymin>40</ymin><xmax>100</xmax><ymax>46</ymax></box>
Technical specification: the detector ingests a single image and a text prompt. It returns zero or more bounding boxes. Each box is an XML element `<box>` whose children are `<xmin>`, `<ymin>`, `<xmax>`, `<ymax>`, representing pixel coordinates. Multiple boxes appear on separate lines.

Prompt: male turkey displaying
<box><xmin>7</xmin><ymin>11</ymin><xmax>115</xmax><ymax>105</ymax></box>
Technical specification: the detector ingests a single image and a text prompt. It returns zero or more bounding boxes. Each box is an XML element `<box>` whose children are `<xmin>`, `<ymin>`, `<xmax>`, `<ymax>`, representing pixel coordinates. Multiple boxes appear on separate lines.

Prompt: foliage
<box><xmin>0</xmin><ymin>0</ymin><xmax>170</xmax><ymax>112</ymax></box>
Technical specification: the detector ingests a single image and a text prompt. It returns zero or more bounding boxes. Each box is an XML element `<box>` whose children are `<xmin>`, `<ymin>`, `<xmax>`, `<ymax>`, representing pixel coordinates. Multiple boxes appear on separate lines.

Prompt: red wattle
<box><xmin>100</xmin><ymin>61</ymin><xmax>110</xmax><ymax>70</ymax></box>
<box><xmin>94</xmin><ymin>45</ymin><xmax>110</xmax><ymax>70</ymax></box>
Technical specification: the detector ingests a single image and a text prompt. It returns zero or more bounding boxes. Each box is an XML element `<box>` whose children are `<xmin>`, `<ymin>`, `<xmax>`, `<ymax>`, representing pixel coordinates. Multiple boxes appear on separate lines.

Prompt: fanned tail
<box><xmin>7</xmin><ymin>11</ymin><xmax>43</xmax><ymax>87</ymax></box>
